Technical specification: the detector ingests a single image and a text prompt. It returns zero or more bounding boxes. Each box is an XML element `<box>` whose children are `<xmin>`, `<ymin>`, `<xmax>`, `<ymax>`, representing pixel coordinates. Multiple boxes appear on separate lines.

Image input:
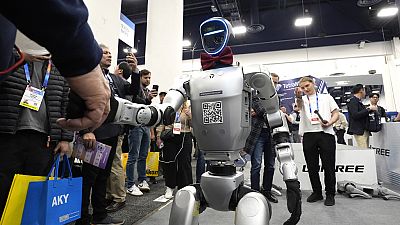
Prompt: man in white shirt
<box><xmin>295</xmin><ymin>76</ymin><xmax>339</xmax><ymax>206</ymax></box>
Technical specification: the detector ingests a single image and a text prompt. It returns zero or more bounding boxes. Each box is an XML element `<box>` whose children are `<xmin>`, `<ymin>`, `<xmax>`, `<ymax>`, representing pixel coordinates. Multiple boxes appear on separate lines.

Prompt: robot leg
<box><xmin>379</xmin><ymin>186</ymin><xmax>400</xmax><ymax>200</ymax></box>
<box><xmin>235</xmin><ymin>186</ymin><xmax>271</xmax><ymax>225</ymax></box>
<box><xmin>169</xmin><ymin>185</ymin><xmax>203</xmax><ymax>225</ymax></box>
<box><xmin>275</xmin><ymin>141</ymin><xmax>302</xmax><ymax>225</ymax></box>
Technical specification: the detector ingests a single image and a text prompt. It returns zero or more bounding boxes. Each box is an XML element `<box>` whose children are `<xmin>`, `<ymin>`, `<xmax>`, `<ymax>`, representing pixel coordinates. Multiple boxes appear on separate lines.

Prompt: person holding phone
<box><xmin>126</xmin><ymin>69</ymin><xmax>157</xmax><ymax>196</ymax></box>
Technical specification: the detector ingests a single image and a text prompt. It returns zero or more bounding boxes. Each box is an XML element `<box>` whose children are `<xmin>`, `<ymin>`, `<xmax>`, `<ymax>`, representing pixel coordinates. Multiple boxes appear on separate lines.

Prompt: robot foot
<box><xmin>284</xmin><ymin>180</ymin><xmax>302</xmax><ymax>225</ymax></box>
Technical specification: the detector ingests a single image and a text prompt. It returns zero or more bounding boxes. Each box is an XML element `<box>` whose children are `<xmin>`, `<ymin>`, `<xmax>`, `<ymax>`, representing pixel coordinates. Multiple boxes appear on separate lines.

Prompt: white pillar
<box><xmin>384</xmin><ymin>38</ymin><xmax>400</xmax><ymax>111</ymax></box>
<box><xmin>84</xmin><ymin>0</ymin><xmax>122</xmax><ymax>68</ymax></box>
<box><xmin>145</xmin><ymin>0</ymin><xmax>184</xmax><ymax>93</ymax></box>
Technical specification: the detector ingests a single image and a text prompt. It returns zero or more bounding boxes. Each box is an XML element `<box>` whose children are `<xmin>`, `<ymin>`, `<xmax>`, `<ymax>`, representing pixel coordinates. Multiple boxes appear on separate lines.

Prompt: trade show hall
<box><xmin>2</xmin><ymin>0</ymin><xmax>400</xmax><ymax>225</ymax></box>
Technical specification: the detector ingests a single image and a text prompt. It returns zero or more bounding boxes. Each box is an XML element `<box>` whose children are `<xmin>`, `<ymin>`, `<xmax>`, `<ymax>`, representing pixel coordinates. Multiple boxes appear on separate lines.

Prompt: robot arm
<box><xmin>112</xmin><ymin>75</ymin><xmax>189</xmax><ymax>127</ymax></box>
<box><xmin>245</xmin><ymin>72</ymin><xmax>282</xmax><ymax>129</ymax></box>
<box><xmin>245</xmin><ymin>71</ymin><xmax>301</xmax><ymax>225</ymax></box>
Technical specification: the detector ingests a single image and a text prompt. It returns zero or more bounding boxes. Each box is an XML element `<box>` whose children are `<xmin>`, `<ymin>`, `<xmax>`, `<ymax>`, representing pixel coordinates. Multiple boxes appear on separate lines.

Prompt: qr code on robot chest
<box><xmin>202</xmin><ymin>101</ymin><xmax>223</xmax><ymax>124</ymax></box>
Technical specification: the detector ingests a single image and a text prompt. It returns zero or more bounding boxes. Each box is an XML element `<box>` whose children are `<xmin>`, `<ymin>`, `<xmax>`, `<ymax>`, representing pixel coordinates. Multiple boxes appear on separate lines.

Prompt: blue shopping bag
<box><xmin>21</xmin><ymin>154</ymin><xmax>82</xmax><ymax>225</ymax></box>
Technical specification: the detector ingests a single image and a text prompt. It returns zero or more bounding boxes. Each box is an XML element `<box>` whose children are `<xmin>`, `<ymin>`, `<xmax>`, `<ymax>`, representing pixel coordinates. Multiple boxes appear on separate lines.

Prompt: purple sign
<box><xmin>277</xmin><ymin>76</ymin><xmax>327</xmax><ymax>113</ymax></box>
<box><xmin>73</xmin><ymin>136</ymin><xmax>111</xmax><ymax>169</ymax></box>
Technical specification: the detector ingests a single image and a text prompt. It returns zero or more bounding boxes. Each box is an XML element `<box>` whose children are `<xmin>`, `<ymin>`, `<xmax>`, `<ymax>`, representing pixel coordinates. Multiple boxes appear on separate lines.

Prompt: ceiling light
<box><xmin>182</xmin><ymin>39</ymin><xmax>192</xmax><ymax>47</ymax></box>
<box><xmin>334</xmin><ymin>87</ymin><xmax>342</xmax><ymax>89</ymax></box>
<box><xmin>377</xmin><ymin>6</ymin><xmax>398</xmax><ymax>17</ymax></box>
<box><xmin>335</xmin><ymin>97</ymin><xmax>341</xmax><ymax>99</ymax></box>
<box><xmin>345</xmin><ymin>91</ymin><xmax>351</xmax><ymax>95</ymax></box>
<box><xmin>372</xmin><ymin>90</ymin><xmax>380</xmax><ymax>93</ymax></box>
<box><xmin>294</xmin><ymin>17</ymin><xmax>313</xmax><ymax>27</ymax></box>
<box><xmin>233</xmin><ymin>26</ymin><xmax>247</xmax><ymax>34</ymax></box>
<box><xmin>335</xmin><ymin>81</ymin><xmax>350</xmax><ymax>85</ymax></box>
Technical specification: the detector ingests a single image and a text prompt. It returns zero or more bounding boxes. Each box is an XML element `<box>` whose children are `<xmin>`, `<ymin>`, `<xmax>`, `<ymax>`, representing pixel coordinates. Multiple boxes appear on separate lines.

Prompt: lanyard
<box><xmin>307</xmin><ymin>94</ymin><xmax>319</xmax><ymax>114</ymax></box>
<box><xmin>23</xmin><ymin>61</ymin><xmax>51</xmax><ymax>90</ymax></box>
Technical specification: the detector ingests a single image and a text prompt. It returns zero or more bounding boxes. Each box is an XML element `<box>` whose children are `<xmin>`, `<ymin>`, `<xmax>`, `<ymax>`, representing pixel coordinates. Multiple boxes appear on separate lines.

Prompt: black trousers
<box><xmin>302</xmin><ymin>132</ymin><xmax>336</xmax><ymax>196</ymax></box>
<box><xmin>0</xmin><ymin>130</ymin><xmax>53</xmax><ymax>215</ymax></box>
<box><xmin>76</xmin><ymin>136</ymin><xmax>118</xmax><ymax>225</ymax></box>
<box><xmin>163</xmin><ymin>132</ymin><xmax>193</xmax><ymax>189</ymax></box>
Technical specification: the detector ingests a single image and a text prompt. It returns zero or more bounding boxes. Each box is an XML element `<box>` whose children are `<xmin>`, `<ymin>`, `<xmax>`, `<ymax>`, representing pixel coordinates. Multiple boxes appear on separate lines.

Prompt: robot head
<box><xmin>200</xmin><ymin>17</ymin><xmax>233</xmax><ymax>56</ymax></box>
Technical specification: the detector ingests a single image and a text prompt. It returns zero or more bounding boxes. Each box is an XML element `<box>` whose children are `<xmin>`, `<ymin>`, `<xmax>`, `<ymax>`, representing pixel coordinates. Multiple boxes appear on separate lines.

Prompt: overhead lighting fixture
<box><xmin>335</xmin><ymin>97</ymin><xmax>341</xmax><ymax>99</ymax></box>
<box><xmin>345</xmin><ymin>91</ymin><xmax>351</xmax><ymax>95</ymax></box>
<box><xmin>232</xmin><ymin>26</ymin><xmax>247</xmax><ymax>34</ymax></box>
<box><xmin>334</xmin><ymin>86</ymin><xmax>342</xmax><ymax>89</ymax></box>
<box><xmin>377</xmin><ymin>6</ymin><xmax>398</xmax><ymax>17</ymax></box>
<box><xmin>182</xmin><ymin>40</ymin><xmax>192</xmax><ymax>47</ymax></box>
<box><xmin>294</xmin><ymin>16</ymin><xmax>313</xmax><ymax>27</ymax></box>
<box><xmin>335</xmin><ymin>81</ymin><xmax>350</xmax><ymax>85</ymax></box>
<box><xmin>372</xmin><ymin>90</ymin><xmax>380</xmax><ymax>93</ymax></box>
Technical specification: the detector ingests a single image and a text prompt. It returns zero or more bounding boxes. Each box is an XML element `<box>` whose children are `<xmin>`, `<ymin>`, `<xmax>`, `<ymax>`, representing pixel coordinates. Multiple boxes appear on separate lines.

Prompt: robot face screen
<box><xmin>200</xmin><ymin>19</ymin><xmax>229</xmax><ymax>55</ymax></box>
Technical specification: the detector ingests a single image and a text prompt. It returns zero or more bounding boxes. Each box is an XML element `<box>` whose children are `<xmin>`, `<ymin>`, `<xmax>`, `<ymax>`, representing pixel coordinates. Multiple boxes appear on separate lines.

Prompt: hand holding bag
<box><xmin>21</xmin><ymin>154</ymin><xmax>82</xmax><ymax>225</ymax></box>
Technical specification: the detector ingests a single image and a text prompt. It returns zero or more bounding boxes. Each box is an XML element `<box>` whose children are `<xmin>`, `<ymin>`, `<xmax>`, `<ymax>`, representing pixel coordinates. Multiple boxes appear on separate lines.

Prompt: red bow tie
<box><xmin>200</xmin><ymin>46</ymin><xmax>233</xmax><ymax>70</ymax></box>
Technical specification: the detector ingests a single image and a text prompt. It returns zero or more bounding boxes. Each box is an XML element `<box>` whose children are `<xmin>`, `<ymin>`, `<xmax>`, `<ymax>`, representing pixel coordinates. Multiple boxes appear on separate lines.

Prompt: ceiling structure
<box><xmin>119</xmin><ymin>0</ymin><xmax>400</xmax><ymax>64</ymax></box>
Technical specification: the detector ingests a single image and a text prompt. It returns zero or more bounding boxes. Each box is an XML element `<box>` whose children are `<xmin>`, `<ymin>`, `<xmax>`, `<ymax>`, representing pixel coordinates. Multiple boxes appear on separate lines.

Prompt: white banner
<box><xmin>271</xmin><ymin>144</ymin><xmax>377</xmax><ymax>190</ymax></box>
<box><xmin>370</xmin><ymin>123</ymin><xmax>400</xmax><ymax>188</ymax></box>
<box><xmin>119</xmin><ymin>13</ymin><xmax>135</xmax><ymax>47</ymax></box>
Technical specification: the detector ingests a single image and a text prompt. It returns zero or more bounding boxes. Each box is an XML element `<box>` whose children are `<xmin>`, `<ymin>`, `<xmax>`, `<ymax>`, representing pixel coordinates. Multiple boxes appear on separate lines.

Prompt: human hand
<box><xmin>150</xmin><ymin>89</ymin><xmax>158</xmax><ymax>98</ymax></box>
<box><xmin>82</xmin><ymin>132</ymin><xmax>96</xmax><ymax>149</ymax></box>
<box><xmin>126</xmin><ymin>53</ymin><xmax>138</xmax><ymax>71</ymax></box>
<box><xmin>53</xmin><ymin>141</ymin><xmax>72</xmax><ymax>156</ymax></box>
<box><xmin>156</xmin><ymin>137</ymin><xmax>163</xmax><ymax>148</ymax></box>
<box><xmin>295</xmin><ymin>87</ymin><xmax>303</xmax><ymax>98</ymax></box>
<box><xmin>368</xmin><ymin>105</ymin><xmax>378</xmax><ymax>111</ymax></box>
<box><xmin>57</xmin><ymin>65</ymin><xmax>111</xmax><ymax>131</ymax></box>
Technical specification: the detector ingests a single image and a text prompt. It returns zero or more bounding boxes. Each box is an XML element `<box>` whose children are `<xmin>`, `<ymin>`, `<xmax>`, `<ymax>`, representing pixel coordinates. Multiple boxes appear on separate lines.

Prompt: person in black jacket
<box><xmin>1</xmin><ymin>2</ymin><xmax>110</xmax><ymax>132</ymax></box>
<box><xmin>347</xmin><ymin>84</ymin><xmax>378</xmax><ymax>148</ymax></box>
<box><xmin>0</xmin><ymin>51</ymin><xmax>73</xmax><ymax>215</ymax></box>
<box><xmin>369</xmin><ymin>93</ymin><xmax>387</xmax><ymax>121</ymax></box>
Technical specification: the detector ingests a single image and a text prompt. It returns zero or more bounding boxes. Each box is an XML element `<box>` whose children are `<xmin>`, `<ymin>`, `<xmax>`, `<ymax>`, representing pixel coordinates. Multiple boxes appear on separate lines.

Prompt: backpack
<box><xmin>366</xmin><ymin>111</ymin><xmax>382</xmax><ymax>132</ymax></box>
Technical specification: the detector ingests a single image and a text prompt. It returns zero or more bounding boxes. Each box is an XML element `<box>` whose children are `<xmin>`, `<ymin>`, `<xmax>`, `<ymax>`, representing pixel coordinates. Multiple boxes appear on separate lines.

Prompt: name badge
<box><xmin>19</xmin><ymin>86</ymin><xmax>45</xmax><ymax>111</ymax></box>
<box><xmin>310</xmin><ymin>113</ymin><xmax>320</xmax><ymax>125</ymax></box>
<box><xmin>173</xmin><ymin>123</ymin><xmax>181</xmax><ymax>134</ymax></box>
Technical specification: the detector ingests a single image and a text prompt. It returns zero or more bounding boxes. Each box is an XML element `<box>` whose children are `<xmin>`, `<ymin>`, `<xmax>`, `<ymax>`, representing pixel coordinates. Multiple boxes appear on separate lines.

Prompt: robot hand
<box><xmin>66</xmin><ymin>92</ymin><xmax>178</xmax><ymax>128</ymax></box>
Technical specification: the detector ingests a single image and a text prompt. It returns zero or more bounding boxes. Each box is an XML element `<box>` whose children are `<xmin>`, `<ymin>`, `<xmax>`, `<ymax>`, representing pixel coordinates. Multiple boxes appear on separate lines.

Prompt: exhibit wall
<box><xmin>84</xmin><ymin>0</ymin><xmax>122</xmax><ymax>69</ymax></box>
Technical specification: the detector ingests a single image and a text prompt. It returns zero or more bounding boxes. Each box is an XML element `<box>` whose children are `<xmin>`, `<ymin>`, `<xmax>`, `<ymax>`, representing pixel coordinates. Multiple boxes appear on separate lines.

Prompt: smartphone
<box><xmin>152</xmin><ymin>85</ymin><xmax>159</xmax><ymax>91</ymax></box>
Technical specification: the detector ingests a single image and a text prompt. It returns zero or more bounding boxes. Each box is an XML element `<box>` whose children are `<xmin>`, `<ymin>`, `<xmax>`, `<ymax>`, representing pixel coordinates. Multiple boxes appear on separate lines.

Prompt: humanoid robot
<box><xmin>337</xmin><ymin>180</ymin><xmax>400</xmax><ymax>200</ymax></box>
<box><xmin>106</xmin><ymin>17</ymin><xmax>302</xmax><ymax>225</ymax></box>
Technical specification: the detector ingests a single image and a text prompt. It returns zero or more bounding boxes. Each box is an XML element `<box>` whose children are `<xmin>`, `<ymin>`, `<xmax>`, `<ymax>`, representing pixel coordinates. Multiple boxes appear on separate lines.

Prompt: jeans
<box><xmin>126</xmin><ymin>126</ymin><xmax>150</xmax><ymax>187</ymax></box>
<box><xmin>196</xmin><ymin>150</ymin><xmax>209</xmax><ymax>183</ymax></box>
<box><xmin>250</xmin><ymin>128</ymin><xmax>275</xmax><ymax>192</ymax></box>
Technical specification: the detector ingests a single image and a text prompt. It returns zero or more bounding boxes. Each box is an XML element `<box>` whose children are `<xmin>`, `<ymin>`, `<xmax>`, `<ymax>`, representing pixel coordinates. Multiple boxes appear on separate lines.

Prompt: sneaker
<box><xmin>165</xmin><ymin>187</ymin><xmax>174</xmax><ymax>199</ymax></box>
<box><xmin>105</xmin><ymin>201</ymin><xmax>126</xmax><ymax>213</ymax></box>
<box><xmin>138</xmin><ymin>180</ymin><xmax>150</xmax><ymax>192</ymax></box>
<box><xmin>127</xmin><ymin>184</ymin><xmax>143</xmax><ymax>196</ymax></box>
<box><xmin>92</xmin><ymin>215</ymin><xmax>125</xmax><ymax>225</ymax></box>
<box><xmin>307</xmin><ymin>192</ymin><xmax>323</xmax><ymax>203</ymax></box>
<box><xmin>324</xmin><ymin>195</ymin><xmax>335</xmax><ymax>206</ymax></box>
